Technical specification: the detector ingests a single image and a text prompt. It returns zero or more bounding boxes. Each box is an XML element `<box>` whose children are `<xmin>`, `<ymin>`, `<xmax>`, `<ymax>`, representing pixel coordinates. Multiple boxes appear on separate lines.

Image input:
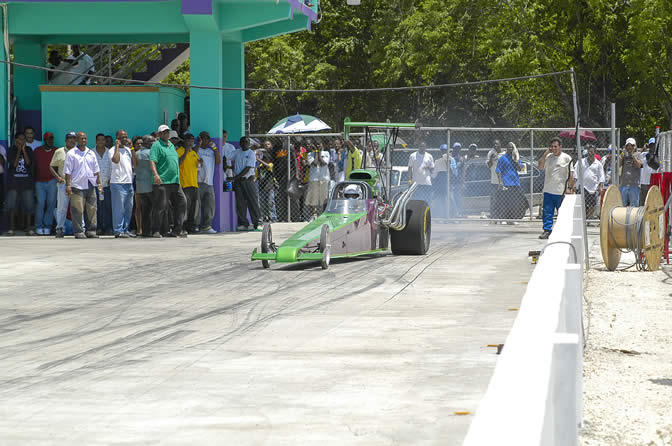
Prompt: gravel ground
<box><xmin>581</xmin><ymin>236</ymin><xmax>672</xmax><ymax>446</ymax></box>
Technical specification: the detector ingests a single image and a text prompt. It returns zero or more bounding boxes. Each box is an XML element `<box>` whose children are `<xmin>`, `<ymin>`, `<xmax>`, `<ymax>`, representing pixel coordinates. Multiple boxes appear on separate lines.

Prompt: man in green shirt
<box><xmin>150</xmin><ymin>124</ymin><xmax>187</xmax><ymax>238</ymax></box>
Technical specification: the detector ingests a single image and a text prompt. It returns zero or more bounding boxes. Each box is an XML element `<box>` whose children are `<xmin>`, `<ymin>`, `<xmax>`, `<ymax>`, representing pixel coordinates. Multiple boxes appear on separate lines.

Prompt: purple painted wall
<box><xmin>211</xmin><ymin>138</ymin><xmax>239</xmax><ymax>232</ymax></box>
<box><xmin>181</xmin><ymin>0</ymin><xmax>212</xmax><ymax>15</ymax></box>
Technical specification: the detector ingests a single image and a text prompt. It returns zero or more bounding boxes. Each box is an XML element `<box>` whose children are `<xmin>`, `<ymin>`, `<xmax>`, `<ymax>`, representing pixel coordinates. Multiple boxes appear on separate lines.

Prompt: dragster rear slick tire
<box><xmin>320</xmin><ymin>224</ymin><xmax>331</xmax><ymax>269</ymax></box>
<box><xmin>261</xmin><ymin>223</ymin><xmax>272</xmax><ymax>269</ymax></box>
<box><xmin>390</xmin><ymin>200</ymin><xmax>431</xmax><ymax>255</ymax></box>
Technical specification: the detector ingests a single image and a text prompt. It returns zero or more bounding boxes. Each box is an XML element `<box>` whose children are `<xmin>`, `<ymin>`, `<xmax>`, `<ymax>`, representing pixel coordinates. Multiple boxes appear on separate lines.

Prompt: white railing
<box><xmin>463</xmin><ymin>194</ymin><xmax>585</xmax><ymax>446</ymax></box>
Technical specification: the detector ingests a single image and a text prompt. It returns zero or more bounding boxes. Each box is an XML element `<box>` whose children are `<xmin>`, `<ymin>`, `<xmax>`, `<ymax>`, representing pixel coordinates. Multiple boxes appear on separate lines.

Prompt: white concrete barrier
<box><xmin>463</xmin><ymin>194</ymin><xmax>584</xmax><ymax>446</ymax></box>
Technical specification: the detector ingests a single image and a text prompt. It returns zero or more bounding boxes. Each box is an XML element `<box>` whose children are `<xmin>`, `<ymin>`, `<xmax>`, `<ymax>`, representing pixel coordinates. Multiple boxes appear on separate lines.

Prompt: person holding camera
<box><xmin>619</xmin><ymin>137</ymin><xmax>643</xmax><ymax>206</ymax></box>
<box><xmin>538</xmin><ymin>137</ymin><xmax>573</xmax><ymax>239</ymax></box>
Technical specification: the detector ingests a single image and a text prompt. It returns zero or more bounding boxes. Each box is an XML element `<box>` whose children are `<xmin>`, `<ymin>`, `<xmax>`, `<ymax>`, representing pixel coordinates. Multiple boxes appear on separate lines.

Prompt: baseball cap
<box><xmin>169</xmin><ymin>130</ymin><xmax>179</xmax><ymax>139</ymax></box>
<box><xmin>452</xmin><ymin>142</ymin><xmax>462</xmax><ymax>149</ymax></box>
<box><xmin>157</xmin><ymin>124</ymin><xmax>170</xmax><ymax>133</ymax></box>
<box><xmin>648</xmin><ymin>137</ymin><xmax>656</xmax><ymax>145</ymax></box>
<box><xmin>65</xmin><ymin>131</ymin><xmax>76</xmax><ymax>139</ymax></box>
<box><xmin>439</xmin><ymin>144</ymin><xmax>448</xmax><ymax>151</ymax></box>
<box><xmin>469</xmin><ymin>143</ymin><xmax>478</xmax><ymax>149</ymax></box>
<box><xmin>625</xmin><ymin>137</ymin><xmax>636</xmax><ymax>146</ymax></box>
<box><xmin>43</xmin><ymin>132</ymin><xmax>54</xmax><ymax>140</ymax></box>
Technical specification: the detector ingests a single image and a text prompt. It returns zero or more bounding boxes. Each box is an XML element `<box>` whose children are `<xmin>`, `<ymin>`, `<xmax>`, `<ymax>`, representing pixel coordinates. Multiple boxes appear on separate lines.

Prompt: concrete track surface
<box><xmin>0</xmin><ymin>223</ymin><xmax>545</xmax><ymax>445</ymax></box>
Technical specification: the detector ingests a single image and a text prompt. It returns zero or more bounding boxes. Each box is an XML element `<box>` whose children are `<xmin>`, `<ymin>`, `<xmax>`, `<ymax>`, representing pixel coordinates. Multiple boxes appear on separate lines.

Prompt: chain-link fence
<box><xmin>250</xmin><ymin>127</ymin><xmax>617</xmax><ymax>223</ymax></box>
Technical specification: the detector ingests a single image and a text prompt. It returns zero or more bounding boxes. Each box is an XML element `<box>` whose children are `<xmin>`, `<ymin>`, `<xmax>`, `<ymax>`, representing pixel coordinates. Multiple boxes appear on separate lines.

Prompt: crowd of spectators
<box><xmin>0</xmin><ymin>126</ymin><xmax>661</xmax><ymax>237</ymax></box>
<box><xmin>0</xmin><ymin>123</ymin><xmax>233</xmax><ymax>237</ymax></box>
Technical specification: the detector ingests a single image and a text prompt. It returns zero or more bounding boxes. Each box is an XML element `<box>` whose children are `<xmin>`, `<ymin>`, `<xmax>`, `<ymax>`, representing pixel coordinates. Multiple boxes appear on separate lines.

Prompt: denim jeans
<box><xmin>197</xmin><ymin>183</ymin><xmax>215</xmax><ymax>229</ymax></box>
<box><xmin>96</xmin><ymin>185</ymin><xmax>113</xmax><ymax>233</ymax></box>
<box><xmin>620</xmin><ymin>185</ymin><xmax>640</xmax><ymax>207</ymax></box>
<box><xmin>4</xmin><ymin>187</ymin><xmax>35</xmax><ymax>213</ymax></box>
<box><xmin>35</xmin><ymin>179</ymin><xmax>57</xmax><ymax>230</ymax></box>
<box><xmin>54</xmin><ymin>182</ymin><xmax>70</xmax><ymax>230</ymax></box>
<box><xmin>110</xmin><ymin>183</ymin><xmax>134</xmax><ymax>235</ymax></box>
<box><xmin>259</xmin><ymin>187</ymin><xmax>278</xmax><ymax>222</ymax></box>
<box><xmin>542</xmin><ymin>192</ymin><xmax>564</xmax><ymax>232</ymax></box>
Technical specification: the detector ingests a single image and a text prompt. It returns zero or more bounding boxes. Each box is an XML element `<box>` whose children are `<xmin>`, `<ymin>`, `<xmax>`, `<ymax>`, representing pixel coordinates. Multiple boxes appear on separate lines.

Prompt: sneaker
<box><xmin>165</xmin><ymin>231</ymin><xmax>178</xmax><ymax>238</ymax></box>
<box><xmin>248</xmin><ymin>224</ymin><xmax>256</xmax><ymax>231</ymax></box>
<box><xmin>27</xmin><ymin>229</ymin><xmax>36</xmax><ymax>236</ymax></box>
<box><xmin>203</xmin><ymin>228</ymin><xmax>217</xmax><ymax>234</ymax></box>
<box><xmin>104</xmin><ymin>230</ymin><xmax>115</xmax><ymax>236</ymax></box>
<box><xmin>126</xmin><ymin>231</ymin><xmax>137</xmax><ymax>238</ymax></box>
<box><xmin>152</xmin><ymin>232</ymin><xmax>163</xmax><ymax>238</ymax></box>
<box><xmin>96</xmin><ymin>229</ymin><xmax>104</xmax><ymax>235</ymax></box>
<box><xmin>74</xmin><ymin>232</ymin><xmax>87</xmax><ymax>239</ymax></box>
<box><xmin>116</xmin><ymin>232</ymin><xmax>129</xmax><ymax>238</ymax></box>
<box><xmin>44</xmin><ymin>228</ymin><xmax>51</xmax><ymax>235</ymax></box>
<box><xmin>236</xmin><ymin>225</ymin><xmax>248</xmax><ymax>231</ymax></box>
<box><xmin>55</xmin><ymin>229</ymin><xmax>64</xmax><ymax>238</ymax></box>
<box><xmin>5</xmin><ymin>229</ymin><xmax>14</xmax><ymax>236</ymax></box>
<box><xmin>36</xmin><ymin>227</ymin><xmax>44</xmax><ymax>235</ymax></box>
<box><xmin>178</xmin><ymin>231</ymin><xmax>188</xmax><ymax>238</ymax></box>
<box><xmin>539</xmin><ymin>231</ymin><xmax>551</xmax><ymax>239</ymax></box>
<box><xmin>86</xmin><ymin>231</ymin><xmax>99</xmax><ymax>238</ymax></box>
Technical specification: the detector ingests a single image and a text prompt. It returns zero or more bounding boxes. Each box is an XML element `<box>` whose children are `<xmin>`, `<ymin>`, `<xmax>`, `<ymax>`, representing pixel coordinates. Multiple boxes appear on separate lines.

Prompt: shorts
<box><xmin>4</xmin><ymin>187</ymin><xmax>35</xmax><ymax>213</ymax></box>
<box><xmin>306</xmin><ymin>181</ymin><xmax>329</xmax><ymax>206</ymax></box>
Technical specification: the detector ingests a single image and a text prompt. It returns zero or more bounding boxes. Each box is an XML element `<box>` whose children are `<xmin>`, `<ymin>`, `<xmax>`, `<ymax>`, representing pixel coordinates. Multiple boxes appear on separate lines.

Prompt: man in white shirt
<box><xmin>486</xmin><ymin>139</ymin><xmax>504</xmax><ymax>218</ymax></box>
<box><xmin>108</xmin><ymin>129</ymin><xmax>137</xmax><ymax>238</ymax></box>
<box><xmin>197</xmin><ymin>131</ymin><xmax>221</xmax><ymax>233</ymax></box>
<box><xmin>407</xmin><ymin>142</ymin><xmax>434</xmax><ymax>201</ymax></box>
<box><xmin>232</xmin><ymin>136</ymin><xmax>261</xmax><ymax>230</ymax></box>
<box><xmin>538</xmin><ymin>136</ymin><xmax>573</xmax><ymax>239</ymax></box>
<box><xmin>572</xmin><ymin>145</ymin><xmax>604</xmax><ymax>219</ymax></box>
<box><xmin>64</xmin><ymin>132</ymin><xmax>102</xmax><ymax>239</ymax></box>
<box><xmin>306</xmin><ymin>148</ymin><xmax>331</xmax><ymax>218</ymax></box>
<box><xmin>24</xmin><ymin>126</ymin><xmax>43</xmax><ymax>151</ymax></box>
<box><xmin>68</xmin><ymin>45</ymin><xmax>95</xmax><ymax>85</ymax></box>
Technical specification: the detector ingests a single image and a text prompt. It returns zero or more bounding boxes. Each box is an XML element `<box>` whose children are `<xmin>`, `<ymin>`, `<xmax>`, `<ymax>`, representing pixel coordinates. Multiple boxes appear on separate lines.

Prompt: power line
<box><xmin>0</xmin><ymin>59</ymin><xmax>572</xmax><ymax>94</ymax></box>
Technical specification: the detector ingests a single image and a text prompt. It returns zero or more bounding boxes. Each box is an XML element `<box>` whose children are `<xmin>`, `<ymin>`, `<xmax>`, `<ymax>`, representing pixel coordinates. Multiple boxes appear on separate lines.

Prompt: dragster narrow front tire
<box><xmin>320</xmin><ymin>224</ymin><xmax>330</xmax><ymax>269</ymax></box>
<box><xmin>261</xmin><ymin>223</ymin><xmax>272</xmax><ymax>269</ymax></box>
<box><xmin>390</xmin><ymin>200</ymin><xmax>431</xmax><ymax>255</ymax></box>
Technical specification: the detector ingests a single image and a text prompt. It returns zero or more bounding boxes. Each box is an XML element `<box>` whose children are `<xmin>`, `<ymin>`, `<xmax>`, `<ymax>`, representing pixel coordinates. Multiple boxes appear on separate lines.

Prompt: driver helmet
<box><xmin>343</xmin><ymin>184</ymin><xmax>361</xmax><ymax>200</ymax></box>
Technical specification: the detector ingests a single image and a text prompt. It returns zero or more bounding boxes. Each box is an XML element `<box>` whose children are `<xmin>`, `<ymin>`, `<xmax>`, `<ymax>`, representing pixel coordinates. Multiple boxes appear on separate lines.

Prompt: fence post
<box><xmin>530</xmin><ymin>129</ymin><xmax>535</xmax><ymax>221</ymax></box>
<box><xmin>287</xmin><ymin>135</ymin><xmax>291</xmax><ymax>222</ymax></box>
<box><xmin>446</xmin><ymin>129</ymin><xmax>451</xmax><ymax>219</ymax></box>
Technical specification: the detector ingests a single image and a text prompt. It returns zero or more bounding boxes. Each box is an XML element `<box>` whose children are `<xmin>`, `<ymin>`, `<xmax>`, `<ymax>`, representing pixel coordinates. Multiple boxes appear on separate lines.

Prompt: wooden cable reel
<box><xmin>600</xmin><ymin>185</ymin><xmax>665</xmax><ymax>271</ymax></box>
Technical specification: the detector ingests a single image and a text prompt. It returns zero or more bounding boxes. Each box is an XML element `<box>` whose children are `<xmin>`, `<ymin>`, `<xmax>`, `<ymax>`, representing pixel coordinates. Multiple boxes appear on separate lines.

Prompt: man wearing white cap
<box><xmin>619</xmin><ymin>137</ymin><xmax>643</xmax><ymax>206</ymax></box>
<box><xmin>150</xmin><ymin>124</ymin><xmax>187</xmax><ymax>237</ymax></box>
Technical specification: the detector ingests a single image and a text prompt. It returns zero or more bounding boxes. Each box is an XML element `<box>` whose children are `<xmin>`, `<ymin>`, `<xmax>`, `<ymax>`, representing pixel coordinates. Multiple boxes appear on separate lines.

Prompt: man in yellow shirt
<box><xmin>176</xmin><ymin>133</ymin><xmax>201</xmax><ymax>233</ymax></box>
<box><xmin>344</xmin><ymin>137</ymin><xmax>362</xmax><ymax>179</ymax></box>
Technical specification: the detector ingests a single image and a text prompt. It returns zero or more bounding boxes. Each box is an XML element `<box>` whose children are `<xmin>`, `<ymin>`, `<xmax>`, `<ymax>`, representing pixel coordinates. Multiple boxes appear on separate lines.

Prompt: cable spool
<box><xmin>600</xmin><ymin>185</ymin><xmax>665</xmax><ymax>271</ymax></box>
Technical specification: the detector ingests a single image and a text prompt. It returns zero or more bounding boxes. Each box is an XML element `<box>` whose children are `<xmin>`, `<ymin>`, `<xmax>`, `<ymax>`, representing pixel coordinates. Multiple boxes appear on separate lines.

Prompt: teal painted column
<box><xmin>189</xmin><ymin>31</ymin><xmax>229</xmax><ymax>231</ymax></box>
<box><xmin>222</xmin><ymin>41</ymin><xmax>244</xmax><ymax>140</ymax></box>
<box><xmin>13</xmin><ymin>40</ymin><xmax>46</xmax><ymax>134</ymax></box>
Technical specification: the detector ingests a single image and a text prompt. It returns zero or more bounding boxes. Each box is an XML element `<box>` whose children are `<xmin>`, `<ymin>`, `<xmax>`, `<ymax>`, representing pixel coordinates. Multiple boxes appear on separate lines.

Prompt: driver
<box><xmin>343</xmin><ymin>184</ymin><xmax>362</xmax><ymax>200</ymax></box>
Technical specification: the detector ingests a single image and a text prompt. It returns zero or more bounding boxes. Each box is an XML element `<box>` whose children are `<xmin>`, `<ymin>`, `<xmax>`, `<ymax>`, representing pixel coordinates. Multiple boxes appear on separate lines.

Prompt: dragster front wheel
<box><xmin>261</xmin><ymin>223</ymin><xmax>273</xmax><ymax>269</ymax></box>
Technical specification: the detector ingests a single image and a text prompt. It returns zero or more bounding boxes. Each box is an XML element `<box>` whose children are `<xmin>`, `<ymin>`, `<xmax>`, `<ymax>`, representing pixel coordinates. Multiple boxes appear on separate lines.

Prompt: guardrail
<box><xmin>463</xmin><ymin>194</ymin><xmax>585</xmax><ymax>446</ymax></box>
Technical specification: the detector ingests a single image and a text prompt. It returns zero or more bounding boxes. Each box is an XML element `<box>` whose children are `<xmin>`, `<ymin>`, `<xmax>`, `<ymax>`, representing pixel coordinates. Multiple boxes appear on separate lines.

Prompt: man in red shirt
<box><xmin>34</xmin><ymin>132</ymin><xmax>58</xmax><ymax>235</ymax></box>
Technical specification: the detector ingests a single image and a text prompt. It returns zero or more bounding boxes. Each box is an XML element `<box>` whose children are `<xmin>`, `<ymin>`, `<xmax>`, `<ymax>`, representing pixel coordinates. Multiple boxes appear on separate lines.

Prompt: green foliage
<box><xmin>166</xmin><ymin>0</ymin><xmax>672</xmax><ymax>138</ymax></box>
